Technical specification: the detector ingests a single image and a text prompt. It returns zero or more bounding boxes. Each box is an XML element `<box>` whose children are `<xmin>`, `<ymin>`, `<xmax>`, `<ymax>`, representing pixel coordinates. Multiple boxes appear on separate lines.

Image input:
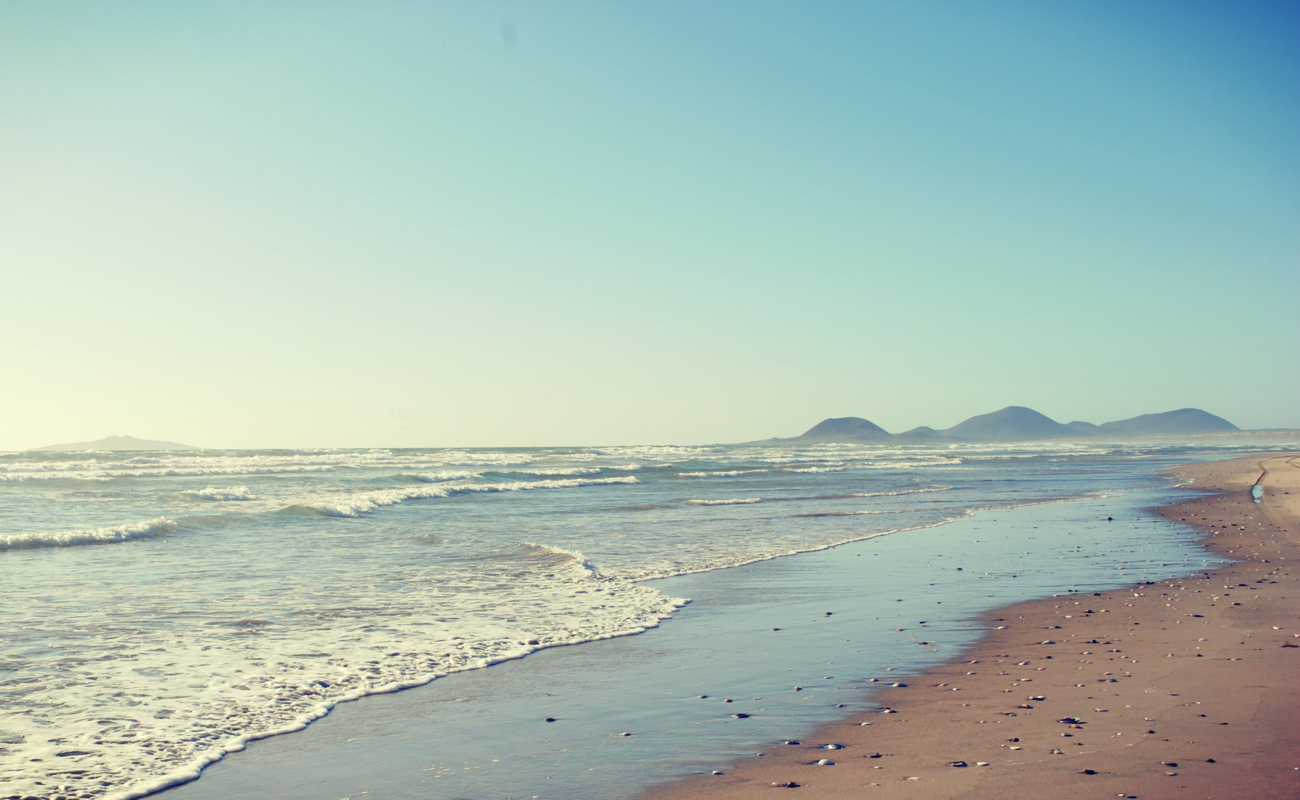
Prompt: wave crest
<box><xmin>305</xmin><ymin>477</ymin><xmax>641</xmax><ymax>518</ymax></box>
<box><xmin>1</xmin><ymin>518</ymin><xmax>177</xmax><ymax>551</ymax></box>
<box><xmin>183</xmin><ymin>486</ymin><xmax>254</xmax><ymax>501</ymax></box>
<box><xmin>684</xmin><ymin>497</ymin><xmax>762</xmax><ymax>506</ymax></box>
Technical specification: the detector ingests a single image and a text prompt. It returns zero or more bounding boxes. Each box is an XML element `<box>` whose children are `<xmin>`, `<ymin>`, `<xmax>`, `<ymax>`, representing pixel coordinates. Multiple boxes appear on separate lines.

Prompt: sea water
<box><xmin>0</xmin><ymin>440</ymin><xmax>1278</xmax><ymax>799</ymax></box>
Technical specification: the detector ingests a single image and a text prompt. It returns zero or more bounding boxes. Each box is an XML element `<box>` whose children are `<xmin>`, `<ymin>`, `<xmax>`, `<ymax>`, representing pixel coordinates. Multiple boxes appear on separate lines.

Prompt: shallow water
<box><xmin>0</xmin><ymin>440</ymin><xmax>1271</xmax><ymax>799</ymax></box>
<box><xmin>162</xmin><ymin>490</ymin><xmax>1220</xmax><ymax>800</ymax></box>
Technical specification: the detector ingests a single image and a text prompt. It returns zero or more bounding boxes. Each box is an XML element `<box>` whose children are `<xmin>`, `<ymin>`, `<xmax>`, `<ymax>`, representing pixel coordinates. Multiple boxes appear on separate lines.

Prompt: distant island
<box><xmin>32</xmin><ymin>435</ymin><xmax>201</xmax><ymax>452</ymax></box>
<box><xmin>785</xmin><ymin>407</ymin><xmax>1240</xmax><ymax>444</ymax></box>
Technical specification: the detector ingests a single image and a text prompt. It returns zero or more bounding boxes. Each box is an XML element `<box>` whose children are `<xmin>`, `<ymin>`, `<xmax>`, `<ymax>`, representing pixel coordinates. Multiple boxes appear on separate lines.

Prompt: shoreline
<box><xmin>639</xmin><ymin>454</ymin><xmax>1300</xmax><ymax>800</ymax></box>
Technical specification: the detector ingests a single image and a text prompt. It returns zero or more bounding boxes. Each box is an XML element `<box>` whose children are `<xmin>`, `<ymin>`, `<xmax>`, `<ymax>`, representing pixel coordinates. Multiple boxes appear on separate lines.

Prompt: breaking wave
<box><xmin>0</xmin><ymin>518</ymin><xmax>178</xmax><ymax>551</ymax></box>
<box><xmin>304</xmin><ymin>477</ymin><xmax>641</xmax><ymax>518</ymax></box>
<box><xmin>183</xmin><ymin>486</ymin><xmax>254</xmax><ymax>501</ymax></box>
<box><xmin>684</xmin><ymin>497</ymin><xmax>763</xmax><ymax>506</ymax></box>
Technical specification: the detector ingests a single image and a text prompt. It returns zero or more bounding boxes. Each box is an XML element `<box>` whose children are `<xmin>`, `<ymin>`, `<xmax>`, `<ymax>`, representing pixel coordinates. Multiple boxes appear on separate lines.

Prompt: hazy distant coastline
<box><xmin>32</xmin><ymin>435</ymin><xmax>200</xmax><ymax>452</ymax></box>
<box><xmin>770</xmin><ymin>406</ymin><xmax>1244</xmax><ymax>444</ymax></box>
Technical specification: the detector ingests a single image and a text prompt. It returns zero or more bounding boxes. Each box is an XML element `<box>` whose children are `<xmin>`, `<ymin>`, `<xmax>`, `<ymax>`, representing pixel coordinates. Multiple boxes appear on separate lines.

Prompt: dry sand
<box><xmin>640</xmin><ymin>454</ymin><xmax>1300</xmax><ymax>800</ymax></box>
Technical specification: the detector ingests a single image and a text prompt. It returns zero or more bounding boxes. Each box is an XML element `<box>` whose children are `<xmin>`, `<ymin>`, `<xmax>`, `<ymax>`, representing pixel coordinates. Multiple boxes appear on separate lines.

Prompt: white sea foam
<box><xmin>183</xmin><ymin>486</ymin><xmax>254</xmax><ymax>501</ymax></box>
<box><xmin>684</xmin><ymin>497</ymin><xmax>763</xmax><ymax>506</ymax></box>
<box><xmin>788</xmin><ymin>466</ymin><xmax>847</xmax><ymax>473</ymax></box>
<box><xmin>305</xmin><ymin>476</ymin><xmax>641</xmax><ymax>518</ymax></box>
<box><xmin>677</xmin><ymin>469</ymin><xmax>769</xmax><ymax>477</ymax></box>
<box><xmin>408</xmin><ymin>470</ymin><xmax>482</xmax><ymax>483</ymax></box>
<box><xmin>0</xmin><ymin>518</ymin><xmax>177</xmax><ymax>550</ymax></box>
<box><xmin>4</xmin><ymin>538</ymin><xmax>684</xmax><ymax>800</ymax></box>
<box><xmin>516</xmin><ymin>467</ymin><xmax>604</xmax><ymax>476</ymax></box>
<box><xmin>851</xmin><ymin>485</ymin><xmax>952</xmax><ymax>497</ymax></box>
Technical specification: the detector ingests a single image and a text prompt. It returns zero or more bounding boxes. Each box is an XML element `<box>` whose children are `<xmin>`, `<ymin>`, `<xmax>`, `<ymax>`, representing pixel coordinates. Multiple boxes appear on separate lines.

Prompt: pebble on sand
<box><xmin>815</xmin><ymin>758</ymin><xmax>835</xmax><ymax>766</ymax></box>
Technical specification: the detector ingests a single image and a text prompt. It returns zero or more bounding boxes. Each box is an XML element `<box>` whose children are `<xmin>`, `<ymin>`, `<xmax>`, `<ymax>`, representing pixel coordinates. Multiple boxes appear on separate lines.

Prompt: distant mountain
<box><xmin>799</xmin><ymin>417</ymin><xmax>891</xmax><ymax>442</ymax></box>
<box><xmin>33</xmin><ymin>435</ymin><xmax>200</xmax><ymax>452</ymax></box>
<box><xmin>941</xmin><ymin>406</ymin><xmax>1077</xmax><ymax>441</ymax></box>
<box><xmin>1100</xmin><ymin>408</ymin><xmax>1239</xmax><ymax>436</ymax></box>
<box><xmin>1066</xmin><ymin>420</ymin><xmax>1104</xmax><ymax>435</ymax></box>
<box><xmin>788</xmin><ymin>406</ymin><xmax>1240</xmax><ymax>443</ymax></box>
<box><xmin>893</xmin><ymin>425</ymin><xmax>943</xmax><ymax>441</ymax></box>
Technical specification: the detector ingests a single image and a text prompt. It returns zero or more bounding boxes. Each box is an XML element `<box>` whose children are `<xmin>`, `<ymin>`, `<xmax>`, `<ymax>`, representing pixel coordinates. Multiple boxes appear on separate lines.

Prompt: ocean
<box><xmin>0</xmin><ymin>439</ymin><xmax>1284</xmax><ymax>799</ymax></box>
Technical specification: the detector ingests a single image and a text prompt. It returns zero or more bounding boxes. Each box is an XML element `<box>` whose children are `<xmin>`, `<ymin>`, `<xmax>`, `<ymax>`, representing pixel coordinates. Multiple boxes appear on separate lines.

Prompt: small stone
<box><xmin>975</xmin><ymin>761</ymin><xmax>990</xmax><ymax>767</ymax></box>
<box><xmin>732</xmin><ymin>713</ymin><xmax>750</xmax><ymax>719</ymax></box>
<box><xmin>1081</xmin><ymin>769</ymin><xmax>1098</xmax><ymax>775</ymax></box>
<box><xmin>545</xmin><ymin>717</ymin><xmax>556</xmax><ymax>722</ymax></box>
<box><xmin>950</xmin><ymin>760</ymin><xmax>968</xmax><ymax>768</ymax></box>
<box><xmin>816</xmin><ymin>758</ymin><xmax>835</xmax><ymax>766</ymax></box>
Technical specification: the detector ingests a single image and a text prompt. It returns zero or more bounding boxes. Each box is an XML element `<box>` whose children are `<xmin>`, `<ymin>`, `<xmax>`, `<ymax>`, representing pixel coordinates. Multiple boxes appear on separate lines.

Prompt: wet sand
<box><xmin>640</xmin><ymin>455</ymin><xmax>1300</xmax><ymax>800</ymax></box>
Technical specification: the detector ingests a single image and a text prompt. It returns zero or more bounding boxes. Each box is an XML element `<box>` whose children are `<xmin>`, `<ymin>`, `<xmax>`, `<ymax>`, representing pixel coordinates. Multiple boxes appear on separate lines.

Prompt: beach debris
<box><xmin>890</xmin><ymin>682</ymin><xmax>908</xmax><ymax>688</ymax></box>
<box><xmin>697</xmin><ymin>695</ymin><xmax>708</xmax><ymax>699</ymax></box>
<box><xmin>1051</xmin><ymin>749</ymin><xmax>1064</xmax><ymax>755</ymax></box>
<box><xmin>1029</xmin><ymin>695</ymin><xmax>1046</xmax><ymax>701</ymax></box>
<box><xmin>712</xmin><ymin>770</ymin><xmax>724</xmax><ymax>775</ymax></box>
<box><xmin>1163</xmin><ymin>762</ymin><xmax>1178</xmax><ymax>767</ymax></box>
<box><xmin>770</xmin><ymin>781</ymin><xmax>800</xmax><ymax>788</ymax></box>
<box><xmin>1018</xmin><ymin>704</ymin><xmax>1034</xmax><ymax>709</ymax></box>
<box><xmin>1058</xmin><ymin>717</ymin><xmax>1084</xmax><ymax>725</ymax></box>
<box><xmin>950</xmin><ymin>760</ymin><xmax>968</xmax><ymax>768</ymax></box>
<box><xmin>617</xmin><ymin>732</ymin><xmax>633</xmax><ymax>737</ymax></box>
<box><xmin>545</xmin><ymin>717</ymin><xmax>557</xmax><ymax>722</ymax></box>
<box><xmin>772</xmin><ymin>627</ymin><xmax>781</xmax><ymax>631</ymax></box>
<box><xmin>822</xmin><ymin>743</ymin><xmax>844</xmax><ymax>750</ymax></box>
<box><xmin>782</xmin><ymin>740</ymin><xmax>801</xmax><ymax>745</ymax></box>
<box><xmin>976</xmin><ymin>761</ymin><xmax>990</xmax><ymax>767</ymax></box>
<box><xmin>815</xmin><ymin>758</ymin><xmax>835</xmax><ymax>766</ymax></box>
<box><xmin>1206</xmin><ymin>758</ymin><xmax>1217</xmax><ymax>763</ymax></box>
<box><xmin>869</xmin><ymin>752</ymin><xmax>884</xmax><ymax>758</ymax></box>
<box><xmin>1081</xmin><ymin>769</ymin><xmax>1098</xmax><ymax>775</ymax></box>
<box><xmin>794</xmin><ymin>686</ymin><xmax>802</xmax><ymax>691</ymax></box>
<box><xmin>824</xmin><ymin>612</ymin><xmax>833</xmax><ymax>616</ymax></box>
<box><xmin>1040</xmin><ymin>640</ymin><xmax>1057</xmax><ymax>645</ymax></box>
<box><xmin>724</xmin><ymin>698</ymin><xmax>733</xmax><ymax>703</ymax></box>
<box><xmin>859</xmin><ymin>722</ymin><xmax>872</xmax><ymax>726</ymax></box>
<box><xmin>732</xmin><ymin>713</ymin><xmax>751</xmax><ymax>719</ymax></box>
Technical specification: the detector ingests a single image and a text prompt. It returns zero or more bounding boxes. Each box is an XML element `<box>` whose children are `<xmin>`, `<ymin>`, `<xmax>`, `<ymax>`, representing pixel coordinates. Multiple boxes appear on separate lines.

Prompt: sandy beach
<box><xmin>640</xmin><ymin>454</ymin><xmax>1300</xmax><ymax>800</ymax></box>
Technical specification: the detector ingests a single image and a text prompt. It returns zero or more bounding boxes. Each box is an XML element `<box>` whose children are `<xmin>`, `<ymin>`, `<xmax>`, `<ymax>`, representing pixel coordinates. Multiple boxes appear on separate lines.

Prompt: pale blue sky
<box><xmin>3</xmin><ymin>1</ymin><xmax>1297</xmax><ymax>449</ymax></box>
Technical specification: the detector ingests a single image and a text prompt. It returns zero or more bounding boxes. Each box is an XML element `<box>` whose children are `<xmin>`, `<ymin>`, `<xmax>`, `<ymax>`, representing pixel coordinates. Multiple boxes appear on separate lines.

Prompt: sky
<box><xmin>2</xmin><ymin>1</ymin><xmax>1297</xmax><ymax>449</ymax></box>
